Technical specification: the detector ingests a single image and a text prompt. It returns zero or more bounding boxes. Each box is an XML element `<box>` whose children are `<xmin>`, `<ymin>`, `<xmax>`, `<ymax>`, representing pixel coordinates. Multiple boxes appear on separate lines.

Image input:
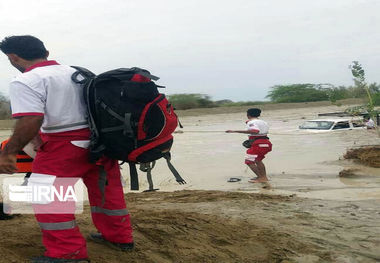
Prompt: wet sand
<box><xmin>0</xmin><ymin>191</ymin><xmax>379</xmax><ymax>262</ymax></box>
<box><xmin>0</xmin><ymin>102</ymin><xmax>379</xmax><ymax>262</ymax></box>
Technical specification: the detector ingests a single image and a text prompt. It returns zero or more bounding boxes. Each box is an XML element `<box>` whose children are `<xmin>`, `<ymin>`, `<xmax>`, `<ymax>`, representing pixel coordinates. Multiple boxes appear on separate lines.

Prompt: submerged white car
<box><xmin>299</xmin><ymin>118</ymin><xmax>365</xmax><ymax>132</ymax></box>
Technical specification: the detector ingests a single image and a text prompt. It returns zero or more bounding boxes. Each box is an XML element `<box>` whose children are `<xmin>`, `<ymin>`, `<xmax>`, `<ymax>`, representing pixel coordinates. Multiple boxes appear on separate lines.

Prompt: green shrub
<box><xmin>327</xmin><ymin>86</ymin><xmax>350</xmax><ymax>102</ymax></box>
<box><xmin>266</xmin><ymin>84</ymin><xmax>329</xmax><ymax>103</ymax></box>
<box><xmin>372</xmin><ymin>92</ymin><xmax>380</xmax><ymax>106</ymax></box>
<box><xmin>221</xmin><ymin>101</ymin><xmax>267</xmax><ymax>107</ymax></box>
<box><xmin>168</xmin><ymin>94</ymin><xmax>216</xmax><ymax>110</ymax></box>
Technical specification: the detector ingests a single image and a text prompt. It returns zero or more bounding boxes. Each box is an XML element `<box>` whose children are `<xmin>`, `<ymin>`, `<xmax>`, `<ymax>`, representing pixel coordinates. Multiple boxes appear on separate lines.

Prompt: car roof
<box><xmin>305</xmin><ymin>118</ymin><xmax>357</xmax><ymax>122</ymax></box>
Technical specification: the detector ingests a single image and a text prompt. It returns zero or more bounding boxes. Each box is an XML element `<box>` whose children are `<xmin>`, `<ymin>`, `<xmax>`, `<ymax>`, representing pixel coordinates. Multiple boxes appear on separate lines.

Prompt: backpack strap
<box><xmin>129</xmin><ymin>163</ymin><xmax>139</xmax><ymax>190</ymax></box>
<box><xmin>71</xmin><ymin>66</ymin><xmax>96</xmax><ymax>84</ymax></box>
<box><xmin>98</xmin><ymin>165</ymin><xmax>108</xmax><ymax>206</ymax></box>
<box><xmin>71</xmin><ymin>66</ymin><xmax>106</xmax><ymax>162</ymax></box>
<box><xmin>140</xmin><ymin>162</ymin><xmax>159</xmax><ymax>192</ymax></box>
<box><xmin>178</xmin><ymin>119</ymin><xmax>184</xmax><ymax>129</ymax></box>
<box><xmin>163</xmin><ymin>153</ymin><xmax>186</xmax><ymax>185</ymax></box>
<box><xmin>97</xmin><ymin>101</ymin><xmax>134</xmax><ymax>136</ymax></box>
<box><xmin>130</xmin><ymin>67</ymin><xmax>160</xmax><ymax>81</ymax></box>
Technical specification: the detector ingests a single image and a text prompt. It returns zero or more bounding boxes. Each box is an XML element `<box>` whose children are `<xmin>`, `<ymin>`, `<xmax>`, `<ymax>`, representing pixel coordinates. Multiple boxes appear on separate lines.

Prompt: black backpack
<box><xmin>71</xmin><ymin>66</ymin><xmax>185</xmax><ymax>191</ymax></box>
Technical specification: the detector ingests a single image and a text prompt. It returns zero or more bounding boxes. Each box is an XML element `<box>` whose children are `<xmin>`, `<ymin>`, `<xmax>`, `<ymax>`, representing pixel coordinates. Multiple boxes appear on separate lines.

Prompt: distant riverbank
<box><xmin>175</xmin><ymin>98</ymin><xmax>363</xmax><ymax>117</ymax></box>
<box><xmin>0</xmin><ymin>98</ymin><xmax>364</xmax><ymax>129</ymax></box>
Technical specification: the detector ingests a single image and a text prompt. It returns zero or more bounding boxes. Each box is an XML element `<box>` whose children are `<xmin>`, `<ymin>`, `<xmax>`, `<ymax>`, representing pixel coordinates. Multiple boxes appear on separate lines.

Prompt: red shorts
<box><xmin>245</xmin><ymin>139</ymin><xmax>272</xmax><ymax>164</ymax></box>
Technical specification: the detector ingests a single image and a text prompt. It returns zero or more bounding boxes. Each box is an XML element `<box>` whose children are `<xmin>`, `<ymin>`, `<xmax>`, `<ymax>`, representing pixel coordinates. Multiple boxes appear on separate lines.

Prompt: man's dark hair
<box><xmin>0</xmin><ymin>35</ymin><xmax>47</xmax><ymax>60</ymax></box>
<box><xmin>247</xmin><ymin>108</ymin><xmax>261</xmax><ymax>117</ymax></box>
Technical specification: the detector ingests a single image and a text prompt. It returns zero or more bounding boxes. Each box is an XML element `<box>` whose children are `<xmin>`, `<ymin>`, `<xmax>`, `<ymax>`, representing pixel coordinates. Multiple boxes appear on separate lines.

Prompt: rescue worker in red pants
<box><xmin>0</xmin><ymin>35</ymin><xmax>134</xmax><ymax>263</ymax></box>
<box><xmin>226</xmin><ymin>108</ymin><xmax>272</xmax><ymax>183</ymax></box>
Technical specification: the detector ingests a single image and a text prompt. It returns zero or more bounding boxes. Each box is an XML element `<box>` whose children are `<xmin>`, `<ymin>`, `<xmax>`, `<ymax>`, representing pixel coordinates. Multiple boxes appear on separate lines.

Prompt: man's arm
<box><xmin>225</xmin><ymin>130</ymin><xmax>259</xmax><ymax>134</ymax></box>
<box><xmin>3</xmin><ymin>116</ymin><xmax>43</xmax><ymax>154</ymax></box>
<box><xmin>0</xmin><ymin>116</ymin><xmax>43</xmax><ymax>174</ymax></box>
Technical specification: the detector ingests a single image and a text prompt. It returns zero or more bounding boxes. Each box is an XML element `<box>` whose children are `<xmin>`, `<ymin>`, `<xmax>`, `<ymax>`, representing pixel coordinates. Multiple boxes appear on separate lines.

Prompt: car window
<box><xmin>299</xmin><ymin>121</ymin><xmax>334</xmax><ymax>130</ymax></box>
<box><xmin>332</xmin><ymin>121</ymin><xmax>350</xmax><ymax>129</ymax></box>
<box><xmin>352</xmin><ymin>121</ymin><xmax>364</xmax><ymax>127</ymax></box>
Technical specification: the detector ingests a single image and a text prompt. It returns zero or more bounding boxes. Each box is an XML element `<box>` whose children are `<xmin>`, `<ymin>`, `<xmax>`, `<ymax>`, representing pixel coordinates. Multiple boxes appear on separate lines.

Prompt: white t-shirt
<box><xmin>246</xmin><ymin>119</ymin><xmax>269</xmax><ymax>138</ymax></box>
<box><xmin>9</xmin><ymin>61</ymin><xmax>88</xmax><ymax>133</ymax></box>
<box><xmin>366</xmin><ymin>119</ymin><xmax>375</xmax><ymax>128</ymax></box>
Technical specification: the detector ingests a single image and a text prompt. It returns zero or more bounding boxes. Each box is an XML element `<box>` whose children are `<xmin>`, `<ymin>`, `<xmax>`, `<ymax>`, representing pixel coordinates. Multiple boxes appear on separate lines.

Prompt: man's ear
<box><xmin>7</xmin><ymin>54</ymin><xmax>20</xmax><ymax>63</ymax></box>
<box><xmin>45</xmin><ymin>50</ymin><xmax>49</xmax><ymax>58</ymax></box>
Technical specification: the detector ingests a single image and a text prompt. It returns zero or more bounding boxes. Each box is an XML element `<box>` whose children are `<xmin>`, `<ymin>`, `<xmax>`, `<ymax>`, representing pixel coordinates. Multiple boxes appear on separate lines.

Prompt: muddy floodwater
<box><xmin>128</xmin><ymin>105</ymin><xmax>380</xmax><ymax>201</ymax></box>
<box><xmin>0</xmin><ymin>104</ymin><xmax>379</xmax><ymax>201</ymax></box>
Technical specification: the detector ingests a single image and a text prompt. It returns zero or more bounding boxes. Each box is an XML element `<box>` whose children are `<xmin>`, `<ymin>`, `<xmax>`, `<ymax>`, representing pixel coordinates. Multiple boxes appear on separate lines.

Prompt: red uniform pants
<box><xmin>32</xmin><ymin>132</ymin><xmax>133</xmax><ymax>259</ymax></box>
<box><xmin>245</xmin><ymin>139</ymin><xmax>272</xmax><ymax>164</ymax></box>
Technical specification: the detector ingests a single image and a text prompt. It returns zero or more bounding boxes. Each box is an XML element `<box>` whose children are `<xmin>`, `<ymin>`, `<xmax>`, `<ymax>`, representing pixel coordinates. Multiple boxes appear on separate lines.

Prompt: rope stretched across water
<box><xmin>174</xmin><ymin>130</ymin><xmax>317</xmax><ymax>136</ymax></box>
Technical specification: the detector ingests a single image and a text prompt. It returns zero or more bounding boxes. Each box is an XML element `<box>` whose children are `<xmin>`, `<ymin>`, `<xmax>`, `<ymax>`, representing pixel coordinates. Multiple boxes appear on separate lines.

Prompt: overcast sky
<box><xmin>0</xmin><ymin>0</ymin><xmax>379</xmax><ymax>101</ymax></box>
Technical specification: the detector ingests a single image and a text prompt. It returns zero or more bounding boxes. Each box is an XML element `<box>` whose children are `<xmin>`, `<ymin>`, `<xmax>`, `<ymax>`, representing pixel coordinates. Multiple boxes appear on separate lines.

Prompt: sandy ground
<box><xmin>0</xmin><ymin>101</ymin><xmax>379</xmax><ymax>262</ymax></box>
<box><xmin>0</xmin><ymin>191</ymin><xmax>379</xmax><ymax>263</ymax></box>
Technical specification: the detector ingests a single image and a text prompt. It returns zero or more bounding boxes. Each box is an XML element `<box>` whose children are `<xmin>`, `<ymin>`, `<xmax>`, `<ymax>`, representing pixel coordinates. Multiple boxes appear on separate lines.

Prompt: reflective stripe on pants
<box><xmin>39</xmin><ymin>220</ymin><xmax>77</xmax><ymax>230</ymax></box>
<box><xmin>91</xmin><ymin>206</ymin><xmax>129</xmax><ymax>216</ymax></box>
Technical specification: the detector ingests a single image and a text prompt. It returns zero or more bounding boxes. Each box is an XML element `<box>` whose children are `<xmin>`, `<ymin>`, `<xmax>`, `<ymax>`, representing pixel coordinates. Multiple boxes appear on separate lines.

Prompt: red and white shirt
<box><xmin>365</xmin><ymin>119</ymin><xmax>375</xmax><ymax>129</ymax></box>
<box><xmin>246</xmin><ymin>119</ymin><xmax>269</xmax><ymax>138</ymax></box>
<box><xmin>9</xmin><ymin>60</ymin><xmax>88</xmax><ymax>134</ymax></box>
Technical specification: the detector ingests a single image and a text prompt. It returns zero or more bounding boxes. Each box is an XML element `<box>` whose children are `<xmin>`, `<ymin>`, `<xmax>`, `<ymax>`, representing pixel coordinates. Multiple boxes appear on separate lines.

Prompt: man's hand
<box><xmin>0</xmin><ymin>153</ymin><xmax>17</xmax><ymax>174</ymax></box>
<box><xmin>31</xmin><ymin>135</ymin><xmax>43</xmax><ymax>151</ymax></box>
<box><xmin>1</xmin><ymin>116</ymin><xmax>43</xmax><ymax>172</ymax></box>
<box><xmin>0</xmin><ymin>116</ymin><xmax>42</xmax><ymax>174</ymax></box>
